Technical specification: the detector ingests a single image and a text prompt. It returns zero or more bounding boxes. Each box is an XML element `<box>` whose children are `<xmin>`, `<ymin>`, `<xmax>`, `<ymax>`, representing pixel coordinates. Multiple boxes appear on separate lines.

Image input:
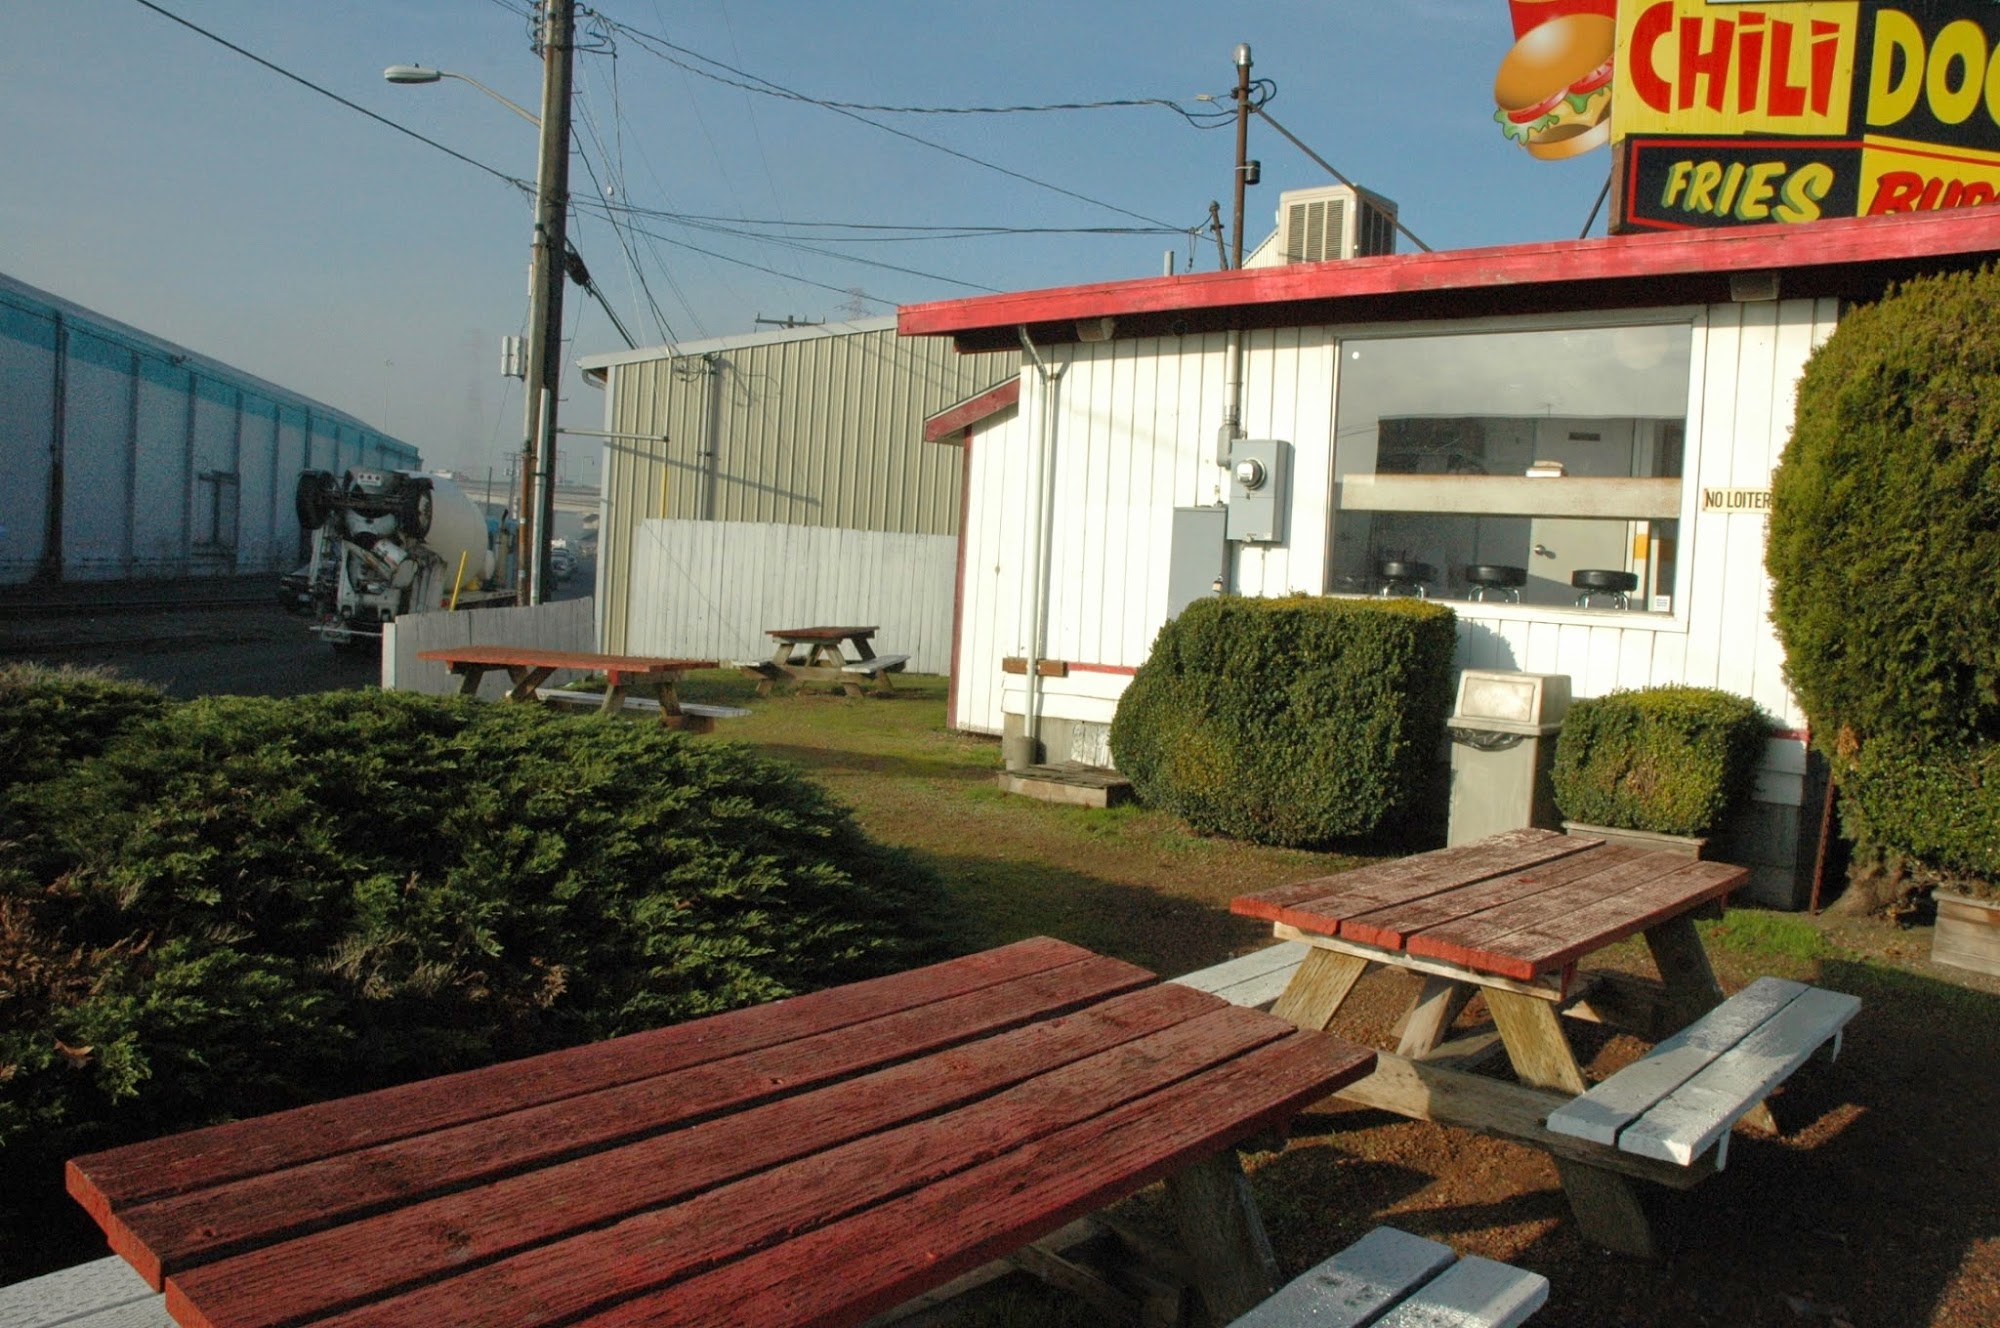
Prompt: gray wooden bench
<box><xmin>0</xmin><ymin>1255</ymin><xmax>169</xmax><ymax>1328</ymax></box>
<box><xmin>1169</xmin><ymin>940</ymin><xmax>1309</xmax><ymax>1010</ymax></box>
<box><xmin>1227</xmin><ymin>1227</ymin><xmax>1547</xmax><ymax>1328</ymax></box>
<box><xmin>534</xmin><ymin>688</ymin><xmax>750</xmax><ymax>725</ymax></box>
<box><xmin>842</xmin><ymin>652</ymin><xmax>908</xmax><ymax>676</ymax></box>
<box><xmin>1546</xmin><ymin>975</ymin><xmax>1860</xmax><ymax>1168</ymax></box>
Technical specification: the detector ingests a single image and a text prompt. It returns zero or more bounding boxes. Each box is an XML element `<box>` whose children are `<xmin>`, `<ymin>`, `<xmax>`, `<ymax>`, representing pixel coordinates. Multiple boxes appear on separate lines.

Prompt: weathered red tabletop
<box><xmin>1233</xmin><ymin>828</ymin><xmax>1752</xmax><ymax>1258</ymax></box>
<box><xmin>417</xmin><ymin>645</ymin><xmax>718</xmax><ymax>726</ymax></box>
<box><xmin>68</xmin><ymin>938</ymin><xmax>1374</xmax><ymax>1328</ymax></box>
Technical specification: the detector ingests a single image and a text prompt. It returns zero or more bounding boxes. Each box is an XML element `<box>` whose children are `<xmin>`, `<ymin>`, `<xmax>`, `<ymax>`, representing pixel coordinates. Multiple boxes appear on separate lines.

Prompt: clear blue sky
<box><xmin>0</xmin><ymin>1</ymin><xmax>1615</xmax><ymax>481</ymax></box>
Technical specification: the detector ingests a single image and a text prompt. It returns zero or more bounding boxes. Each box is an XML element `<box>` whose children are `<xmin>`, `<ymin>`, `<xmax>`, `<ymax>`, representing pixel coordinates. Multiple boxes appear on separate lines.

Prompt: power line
<box><xmin>571</xmin><ymin>197</ymin><xmax>1001</xmax><ymax>294</ymax></box>
<box><xmin>596</xmin><ymin>12</ymin><xmax>1187</xmax><ymax>231</ymax></box>
<box><xmin>589</xmin><ymin>205</ymin><xmax>1188</xmax><ymax>241</ymax></box>
<box><xmin>590</xmin><ymin>25</ymin><xmax>1236</xmax><ymax>127</ymax></box>
<box><xmin>128</xmin><ymin>0</ymin><xmax>531</xmax><ymax>194</ymax></box>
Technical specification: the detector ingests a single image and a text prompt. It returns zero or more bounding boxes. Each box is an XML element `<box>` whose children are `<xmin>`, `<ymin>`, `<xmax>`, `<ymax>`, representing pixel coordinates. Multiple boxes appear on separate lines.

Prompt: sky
<box><xmin>0</xmin><ymin>1</ymin><xmax>1620</xmax><ymax>483</ymax></box>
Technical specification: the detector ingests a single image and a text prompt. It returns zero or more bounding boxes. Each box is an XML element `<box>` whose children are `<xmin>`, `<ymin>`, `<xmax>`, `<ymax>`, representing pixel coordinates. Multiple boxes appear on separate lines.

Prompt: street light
<box><xmin>382</xmin><ymin>65</ymin><xmax>541</xmax><ymax>127</ymax></box>
<box><xmin>383</xmin><ymin>3</ymin><xmax>573</xmax><ymax>606</ymax></box>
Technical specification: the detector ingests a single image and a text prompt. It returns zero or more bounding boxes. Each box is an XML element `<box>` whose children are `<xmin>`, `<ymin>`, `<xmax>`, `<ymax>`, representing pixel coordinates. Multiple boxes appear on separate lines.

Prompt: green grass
<box><xmin>671</xmin><ymin>669</ymin><xmax>1384</xmax><ymax>976</ymax></box>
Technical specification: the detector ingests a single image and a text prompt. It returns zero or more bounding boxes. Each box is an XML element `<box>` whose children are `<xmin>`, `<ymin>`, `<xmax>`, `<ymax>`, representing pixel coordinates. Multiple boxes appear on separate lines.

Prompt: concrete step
<box><xmin>996</xmin><ymin>761</ymin><xmax>1133</xmax><ymax>809</ymax></box>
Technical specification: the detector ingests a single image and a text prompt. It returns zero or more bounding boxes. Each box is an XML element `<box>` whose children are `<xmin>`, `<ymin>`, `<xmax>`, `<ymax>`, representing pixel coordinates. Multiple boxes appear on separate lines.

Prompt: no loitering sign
<box><xmin>1701</xmin><ymin>486</ymin><xmax>1772</xmax><ymax>513</ymax></box>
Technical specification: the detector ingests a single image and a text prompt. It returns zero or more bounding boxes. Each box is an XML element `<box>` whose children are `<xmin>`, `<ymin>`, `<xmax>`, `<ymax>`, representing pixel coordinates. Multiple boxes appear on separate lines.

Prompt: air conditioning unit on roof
<box><xmin>1275</xmin><ymin>184</ymin><xmax>1398</xmax><ymax>264</ymax></box>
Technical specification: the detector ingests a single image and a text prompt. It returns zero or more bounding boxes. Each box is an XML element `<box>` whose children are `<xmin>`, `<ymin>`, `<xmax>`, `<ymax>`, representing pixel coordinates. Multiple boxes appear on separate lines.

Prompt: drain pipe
<box><xmin>1006</xmin><ymin>327</ymin><xmax>1065</xmax><ymax>771</ymax></box>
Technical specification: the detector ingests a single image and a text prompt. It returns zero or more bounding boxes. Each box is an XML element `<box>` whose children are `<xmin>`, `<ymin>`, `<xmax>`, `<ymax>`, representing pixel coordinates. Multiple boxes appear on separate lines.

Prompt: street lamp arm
<box><xmin>382</xmin><ymin>65</ymin><xmax>541</xmax><ymax>127</ymax></box>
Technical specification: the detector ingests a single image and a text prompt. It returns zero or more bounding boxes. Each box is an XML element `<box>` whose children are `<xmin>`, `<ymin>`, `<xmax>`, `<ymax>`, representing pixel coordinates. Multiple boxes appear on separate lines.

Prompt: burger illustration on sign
<box><xmin>1492</xmin><ymin>0</ymin><xmax>1617</xmax><ymax>160</ymax></box>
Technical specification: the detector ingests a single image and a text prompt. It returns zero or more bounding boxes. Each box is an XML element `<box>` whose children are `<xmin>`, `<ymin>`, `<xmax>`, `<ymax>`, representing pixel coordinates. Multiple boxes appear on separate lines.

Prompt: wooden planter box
<box><xmin>1562</xmin><ymin>821</ymin><xmax>1708</xmax><ymax>860</ymax></box>
<box><xmin>1933</xmin><ymin>890</ymin><xmax>2000</xmax><ymax>978</ymax></box>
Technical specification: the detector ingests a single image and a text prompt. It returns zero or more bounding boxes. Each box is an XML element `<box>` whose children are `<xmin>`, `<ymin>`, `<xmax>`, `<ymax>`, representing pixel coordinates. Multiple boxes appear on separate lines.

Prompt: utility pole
<box><xmin>1230</xmin><ymin>42</ymin><xmax>1253</xmax><ymax>268</ymax></box>
<box><xmin>517</xmin><ymin>0</ymin><xmax>575</xmax><ymax>604</ymax></box>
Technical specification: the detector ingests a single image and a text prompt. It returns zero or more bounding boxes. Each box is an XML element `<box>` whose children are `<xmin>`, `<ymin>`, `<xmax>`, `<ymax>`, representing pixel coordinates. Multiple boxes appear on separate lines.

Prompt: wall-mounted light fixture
<box><xmin>1076</xmin><ymin>316</ymin><xmax>1116</xmax><ymax>343</ymax></box>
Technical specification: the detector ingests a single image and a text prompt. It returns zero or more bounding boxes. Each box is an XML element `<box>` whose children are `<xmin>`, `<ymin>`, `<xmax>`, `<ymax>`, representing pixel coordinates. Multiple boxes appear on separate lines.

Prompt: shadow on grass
<box><xmin>751</xmin><ymin>741</ymin><xmax>994</xmax><ymax>785</ymax></box>
<box><xmin>918</xmin><ymin>851</ymin><xmax>1272</xmax><ymax>978</ymax></box>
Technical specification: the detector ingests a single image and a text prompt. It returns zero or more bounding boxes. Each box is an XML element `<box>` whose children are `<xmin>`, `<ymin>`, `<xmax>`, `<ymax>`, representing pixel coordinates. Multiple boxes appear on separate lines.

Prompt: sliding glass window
<box><xmin>1330</xmin><ymin>322</ymin><xmax>1694</xmax><ymax>613</ymax></box>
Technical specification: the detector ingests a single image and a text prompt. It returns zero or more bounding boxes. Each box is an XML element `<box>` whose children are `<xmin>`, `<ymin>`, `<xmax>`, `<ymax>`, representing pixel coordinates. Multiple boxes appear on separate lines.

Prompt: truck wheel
<box><xmin>294</xmin><ymin>470</ymin><xmax>336</xmax><ymax>529</ymax></box>
<box><xmin>400</xmin><ymin>478</ymin><xmax>435</xmax><ymax>540</ymax></box>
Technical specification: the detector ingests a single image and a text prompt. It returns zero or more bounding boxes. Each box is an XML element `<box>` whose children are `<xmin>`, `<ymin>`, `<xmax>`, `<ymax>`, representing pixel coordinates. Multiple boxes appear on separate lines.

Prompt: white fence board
<box><xmin>382</xmin><ymin>598</ymin><xmax>597</xmax><ymax>699</ymax></box>
<box><xmin>627</xmin><ymin>520</ymin><xmax>955</xmax><ymax>675</ymax></box>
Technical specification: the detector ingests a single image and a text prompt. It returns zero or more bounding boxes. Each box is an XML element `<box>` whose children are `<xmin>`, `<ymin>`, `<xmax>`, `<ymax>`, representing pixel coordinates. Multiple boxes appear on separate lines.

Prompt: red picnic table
<box><xmin>1233</xmin><ymin>827</ymin><xmax>1751</xmax><ymax>1258</ymax></box>
<box><xmin>417</xmin><ymin>645</ymin><xmax>722</xmax><ymax>730</ymax></box>
<box><xmin>66</xmin><ymin>938</ymin><xmax>1375</xmax><ymax>1328</ymax></box>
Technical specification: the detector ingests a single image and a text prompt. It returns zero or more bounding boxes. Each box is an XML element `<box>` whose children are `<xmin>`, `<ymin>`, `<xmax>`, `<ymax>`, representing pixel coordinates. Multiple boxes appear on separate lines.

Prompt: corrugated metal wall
<box><xmin>624</xmin><ymin>520</ymin><xmax>956</xmax><ymax>673</ymax></box>
<box><xmin>593</xmin><ymin>319</ymin><xmax>1015</xmax><ymax>652</ymax></box>
<box><xmin>953</xmin><ymin>299</ymin><xmax>1835</xmax><ymax>767</ymax></box>
<box><xmin>0</xmin><ymin>273</ymin><xmax>420</xmax><ymax>586</ymax></box>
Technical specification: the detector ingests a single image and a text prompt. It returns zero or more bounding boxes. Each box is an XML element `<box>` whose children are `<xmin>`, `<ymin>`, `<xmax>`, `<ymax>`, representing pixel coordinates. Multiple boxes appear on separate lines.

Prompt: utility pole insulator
<box><xmin>1230</xmin><ymin>43</ymin><xmax>1254</xmax><ymax>271</ymax></box>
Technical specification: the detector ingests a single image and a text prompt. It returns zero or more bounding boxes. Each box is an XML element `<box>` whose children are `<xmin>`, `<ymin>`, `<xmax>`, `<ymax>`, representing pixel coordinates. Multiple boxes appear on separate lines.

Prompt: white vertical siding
<box><xmin>624</xmin><ymin>519</ymin><xmax>956</xmax><ymax>674</ymax></box>
<box><xmin>955</xmin><ymin>300</ymin><xmax>1837</xmax><ymax>805</ymax></box>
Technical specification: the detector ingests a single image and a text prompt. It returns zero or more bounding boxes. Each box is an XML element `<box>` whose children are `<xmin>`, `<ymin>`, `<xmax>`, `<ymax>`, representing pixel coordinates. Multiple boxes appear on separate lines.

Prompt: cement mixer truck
<box><xmin>282</xmin><ymin>467</ymin><xmax>517</xmax><ymax>648</ymax></box>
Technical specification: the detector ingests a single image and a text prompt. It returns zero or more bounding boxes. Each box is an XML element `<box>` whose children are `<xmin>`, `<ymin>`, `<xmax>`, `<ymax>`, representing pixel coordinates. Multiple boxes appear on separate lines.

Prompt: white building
<box><xmin>900</xmin><ymin>202</ymin><xmax>1999</xmax><ymax>908</ymax></box>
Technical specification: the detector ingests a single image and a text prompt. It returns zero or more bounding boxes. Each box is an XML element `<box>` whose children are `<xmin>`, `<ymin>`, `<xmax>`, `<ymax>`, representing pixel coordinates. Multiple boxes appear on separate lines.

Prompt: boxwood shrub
<box><xmin>0</xmin><ymin>677</ymin><xmax>956</xmax><ymax>1282</ymax></box>
<box><xmin>1550</xmin><ymin>686</ymin><xmax>1767</xmax><ymax>838</ymax></box>
<box><xmin>1766</xmin><ymin>264</ymin><xmax>2000</xmax><ymax>878</ymax></box>
<box><xmin>1108</xmin><ymin>595</ymin><xmax>1457</xmax><ymax>847</ymax></box>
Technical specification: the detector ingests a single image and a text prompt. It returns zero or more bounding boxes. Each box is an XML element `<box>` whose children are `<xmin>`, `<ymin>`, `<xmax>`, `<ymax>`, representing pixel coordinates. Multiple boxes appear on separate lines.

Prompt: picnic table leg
<box><xmin>653</xmin><ymin>679</ymin><xmax>714</xmax><ymax>734</ymax></box>
<box><xmin>1395</xmin><ymin>976</ymin><xmax>1476</xmax><ymax>1058</ymax></box>
<box><xmin>1164</xmin><ymin>1149</ymin><xmax>1281</xmax><ymax>1323</ymax></box>
<box><xmin>504</xmin><ymin>666</ymin><xmax>556</xmax><ymax>704</ymax></box>
<box><xmin>1487</xmin><ymin>990</ymin><xmax>1661</xmax><ymax>1258</ymax></box>
<box><xmin>1645</xmin><ymin>915</ymin><xmax>1779</xmax><ymax>1135</ymax></box>
<box><xmin>1269</xmin><ymin>948</ymin><xmax>1371</xmax><ymax>1031</ymax></box>
<box><xmin>453</xmin><ymin>666</ymin><xmax>487</xmax><ymax>697</ymax></box>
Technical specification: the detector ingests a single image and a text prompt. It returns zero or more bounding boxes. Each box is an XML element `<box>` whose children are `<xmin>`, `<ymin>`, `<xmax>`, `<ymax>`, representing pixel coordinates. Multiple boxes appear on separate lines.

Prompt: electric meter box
<box><xmin>1226</xmin><ymin>439</ymin><xmax>1290</xmax><ymax>543</ymax></box>
<box><xmin>1447</xmin><ymin>670</ymin><xmax>1572</xmax><ymax>847</ymax></box>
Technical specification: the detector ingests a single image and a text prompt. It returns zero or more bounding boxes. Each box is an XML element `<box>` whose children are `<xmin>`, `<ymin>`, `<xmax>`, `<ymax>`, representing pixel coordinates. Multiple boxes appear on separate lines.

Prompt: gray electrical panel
<box><xmin>1227</xmin><ymin>439</ymin><xmax>1291</xmax><ymax>543</ymax></box>
<box><xmin>1168</xmin><ymin>506</ymin><xmax>1229</xmax><ymax>618</ymax></box>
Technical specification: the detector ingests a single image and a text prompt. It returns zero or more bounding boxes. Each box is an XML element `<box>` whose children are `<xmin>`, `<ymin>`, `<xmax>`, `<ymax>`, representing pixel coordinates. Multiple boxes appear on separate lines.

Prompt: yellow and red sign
<box><xmin>1605</xmin><ymin>1</ymin><xmax>2000</xmax><ymax>229</ymax></box>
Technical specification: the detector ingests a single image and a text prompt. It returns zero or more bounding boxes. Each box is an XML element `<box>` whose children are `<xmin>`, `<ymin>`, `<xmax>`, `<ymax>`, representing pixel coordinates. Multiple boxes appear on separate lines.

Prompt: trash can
<box><xmin>1446</xmin><ymin>670</ymin><xmax>1572</xmax><ymax>847</ymax></box>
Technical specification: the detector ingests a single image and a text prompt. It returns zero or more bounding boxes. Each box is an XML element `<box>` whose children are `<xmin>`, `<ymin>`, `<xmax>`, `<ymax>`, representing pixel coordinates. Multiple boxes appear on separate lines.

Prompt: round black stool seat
<box><xmin>1376</xmin><ymin>560</ymin><xmax>1437</xmax><ymax>599</ymax></box>
<box><xmin>1572</xmin><ymin>568</ymin><xmax>1639</xmax><ymax>608</ymax></box>
<box><xmin>1465</xmin><ymin>563</ymin><xmax>1527</xmax><ymax>602</ymax></box>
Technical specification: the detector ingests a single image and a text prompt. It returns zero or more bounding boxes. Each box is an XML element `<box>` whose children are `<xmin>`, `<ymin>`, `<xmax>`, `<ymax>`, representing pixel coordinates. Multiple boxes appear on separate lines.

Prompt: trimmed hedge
<box><xmin>1108</xmin><ymin>595</ymin><xmax>1457</xmax><ymax>847</ymax></box>
<box><xmin>0</xmin><ymin>675</ymin><xmax>957</xmax><ymax>1281</ymax></box>
<box><xmin>1766</xmin><ymin>264</ymin><xmax>2000</xmax><ymax>878</ymax></box>
<box><xmin>1550</xmin><ymin>686</ymin><xmax>1768</xmax><ymax>838</ymax></box>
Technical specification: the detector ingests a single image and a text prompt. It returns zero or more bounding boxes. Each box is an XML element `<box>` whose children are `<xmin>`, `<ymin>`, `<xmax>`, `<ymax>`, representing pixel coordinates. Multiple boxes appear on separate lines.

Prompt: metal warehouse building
<box><xmin>0</xmin><ymin>272</ymin><xmax>420</xmax><ymax>587</ymax></box>
<box><xmin>580</xmin><ymin>317</ymin><xmax>1016</xmax><ymax>661</ymax></box>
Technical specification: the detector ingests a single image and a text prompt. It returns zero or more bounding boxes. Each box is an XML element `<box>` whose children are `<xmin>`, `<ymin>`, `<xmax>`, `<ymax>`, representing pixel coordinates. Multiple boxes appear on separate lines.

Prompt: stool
<box><xmin>1464</xmin><ymin>563</ymin><xmax>1527</xmax><ymax>602</ymax></box>
<box><xmin>1377</xmin><ymin>560</ymin><xmax>1436</xmax><ymax>599</ymax></box>
<box><xmin>1572</xmin><ymin>568</ymin><xmax>1639</xmax><ymax>609</ymax></box>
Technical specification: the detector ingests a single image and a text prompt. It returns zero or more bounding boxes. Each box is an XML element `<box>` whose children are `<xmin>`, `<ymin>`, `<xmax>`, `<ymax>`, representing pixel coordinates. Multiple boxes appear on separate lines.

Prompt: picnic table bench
<box><xmin>1229</xmin><ymin>828</ymin><xmax>1862</xmax><ymax>1258</ymax></box>
<box><xmin>739</xmin><ymin>625</ymin><xmax>907</xmax><ymax>697</ymax></box>
<box><xmin>1227</xmin><ymin>1227</ymin><xmax>1547</xmax><ymax>1328</ymax></box>
<box><xmin>416</xmin><ymin>645</ymin><xmax>722</xmax><ymax>730</ymax></box>
<box><xmin>64</xmin><ymin>938</ymin><xmax>1377</xmax><ymax>1328</ymax></box>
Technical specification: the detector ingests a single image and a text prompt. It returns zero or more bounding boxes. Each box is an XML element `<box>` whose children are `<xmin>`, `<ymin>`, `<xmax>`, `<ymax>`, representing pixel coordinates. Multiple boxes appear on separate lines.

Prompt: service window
<box><xmin>1329</xmin><ymin>321</ymin><xmax>1693</xmax><ymax>613</ymax></box>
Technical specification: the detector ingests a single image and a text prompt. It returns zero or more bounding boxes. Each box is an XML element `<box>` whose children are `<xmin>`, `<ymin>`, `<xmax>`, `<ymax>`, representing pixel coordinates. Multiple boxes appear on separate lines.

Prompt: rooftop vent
<box><xmin>1273</xmin><ymin>184</ymin><xmax>1398</xmax><ymax>265</ymax></box>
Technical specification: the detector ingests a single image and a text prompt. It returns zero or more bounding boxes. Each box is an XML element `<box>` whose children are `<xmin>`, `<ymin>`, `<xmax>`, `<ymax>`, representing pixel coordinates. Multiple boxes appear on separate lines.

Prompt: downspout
<box><xmin>1008</xmin><ymin>327</ymin><xmax>1065</xmax><ymax>770</ymax></box>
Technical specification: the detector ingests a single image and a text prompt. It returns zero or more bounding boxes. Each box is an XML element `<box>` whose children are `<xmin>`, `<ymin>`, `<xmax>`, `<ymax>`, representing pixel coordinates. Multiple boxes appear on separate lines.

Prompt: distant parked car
<box><xmin>550</xmin><ymin>546</ymin><xmax>578</xmax><ymax>581</ymax></box>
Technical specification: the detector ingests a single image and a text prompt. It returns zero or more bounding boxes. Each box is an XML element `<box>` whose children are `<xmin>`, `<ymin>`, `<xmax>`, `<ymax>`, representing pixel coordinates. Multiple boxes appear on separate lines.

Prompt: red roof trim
<box><xmin>923</xmin><ymin>377</ymin><xmax>1021</xmax><ymax>443</ymax></box>
<box><xmin>899</xmin><ymin>208</ymin><xmax>2000</xmax><ymax>350</ymax></box>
